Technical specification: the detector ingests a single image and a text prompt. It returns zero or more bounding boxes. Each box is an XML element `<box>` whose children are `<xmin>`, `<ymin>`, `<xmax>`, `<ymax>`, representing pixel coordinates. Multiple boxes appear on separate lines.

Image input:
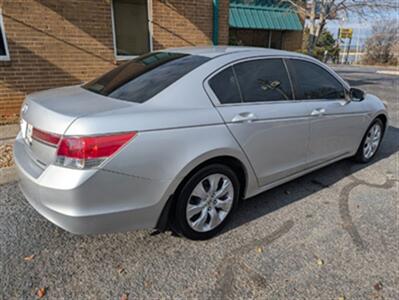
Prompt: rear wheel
<box><xmin>354</xmin><ymin>119</ymin><xmax>384</xmax><ymax>163</ymax></box>
<box><xmin>172</xmin><ymin>164</ymin><xmax>240</xmax><ymax>240</ymax></box>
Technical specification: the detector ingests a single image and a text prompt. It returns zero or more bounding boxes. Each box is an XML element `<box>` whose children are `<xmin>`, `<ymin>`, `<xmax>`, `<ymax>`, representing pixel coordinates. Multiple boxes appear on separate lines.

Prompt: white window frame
<box><xmin>111</xmin><ymin>0</ymin><xmax>153</xmax><ymax>61</ymax></box>
<box><xmin>0</xmin><ymin>9</ymin><xmax>10</xmax><ymax>61</ymax></box>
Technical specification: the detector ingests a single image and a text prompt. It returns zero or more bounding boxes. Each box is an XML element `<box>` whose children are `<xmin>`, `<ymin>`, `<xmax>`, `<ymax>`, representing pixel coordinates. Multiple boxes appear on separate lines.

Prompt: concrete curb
<box><xmin>0</xmin><ymin>166</ymin><xmax>17</xmax><ymax>185</ymax></box>
<box><xmin>0</xmin><ymin>124</ymin><xmax>18</xmax><ymax>185</ymax></box>
<box><xmin>376</xmin><ymin>70</ymin><xmax>399</xmax><ymax>76</ymax></box>
<box><xmin>0</xmin><ymin>124</ymin><xmax>19</xmax><ymax>140</ymax></box>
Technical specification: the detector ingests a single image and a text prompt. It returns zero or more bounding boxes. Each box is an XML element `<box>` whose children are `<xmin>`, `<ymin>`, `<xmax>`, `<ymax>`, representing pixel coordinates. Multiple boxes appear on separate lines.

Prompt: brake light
<box><xmin>32</xmin><ymin>128</ymin><xmax>61</xmax><ymax>146</ymax></box>
<box><xmin>55</xmin><ymin>132</ymin><xmax>137</xmax><ymax>169</ymax></box>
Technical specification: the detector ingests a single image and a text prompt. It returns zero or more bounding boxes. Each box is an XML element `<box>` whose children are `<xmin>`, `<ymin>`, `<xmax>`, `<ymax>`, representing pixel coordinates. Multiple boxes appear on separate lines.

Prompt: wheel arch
<box><xmin>375</xmin><ymin>113</ymin><xmax>388</xmax><ymax>134</ymax></box>
<box><xmin>175</xmin><ymin>155</ymin><xmax>248</xmax><ymax>198</ymax></box>
<box><xmin>155</xmin><ymin>152</ymin><xmax>253</xmax><ymax>231</ymax></box>
<box><xmin>353</xmin><ymin>113</ymin><xmax>387</xmax><ymax>163</ymax></box>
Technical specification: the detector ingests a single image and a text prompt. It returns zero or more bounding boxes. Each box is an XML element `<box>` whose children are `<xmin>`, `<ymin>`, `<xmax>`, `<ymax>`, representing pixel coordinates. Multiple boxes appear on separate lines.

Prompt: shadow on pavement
<box><xmin>345</xmin><ymin>77</ymin><xmax>397</xmax><ymax>87</ymax></box>
<box><xmin>224</xmin><ymin>126</ymin><xmax>399</xmax><ymax>233</ymax></box>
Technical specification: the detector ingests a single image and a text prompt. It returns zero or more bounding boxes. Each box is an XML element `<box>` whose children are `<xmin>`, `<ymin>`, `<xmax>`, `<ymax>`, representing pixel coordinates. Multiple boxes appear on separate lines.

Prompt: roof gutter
<box><xmin>212</xmin><ymin>0</ymin><xmax>219</xmax><ymax>45</ymax></box>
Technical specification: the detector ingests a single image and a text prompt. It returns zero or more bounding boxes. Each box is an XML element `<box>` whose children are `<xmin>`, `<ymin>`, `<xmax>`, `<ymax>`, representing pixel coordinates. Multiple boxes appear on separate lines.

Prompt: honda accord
<box><xmin>14</xmin><ymin>47</ymin><xmax>388</xmax><ymax>240</ymax></box>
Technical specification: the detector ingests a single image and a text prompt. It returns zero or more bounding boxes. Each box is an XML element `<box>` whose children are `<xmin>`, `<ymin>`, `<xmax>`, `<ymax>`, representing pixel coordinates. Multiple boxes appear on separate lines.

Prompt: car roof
<box><xmin>162</xmin><ymin>46</ymin><xmax>308</xmax><ymax>59</ymax></box>
<box><xmin>163</xmin><ymin>46</ymin><xmax>349</xmax><ymax>92</ymax></box>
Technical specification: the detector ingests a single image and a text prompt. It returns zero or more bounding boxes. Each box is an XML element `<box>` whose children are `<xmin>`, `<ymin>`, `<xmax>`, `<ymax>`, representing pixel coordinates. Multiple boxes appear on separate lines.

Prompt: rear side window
<box><xmin>83</xmin><ymin>52</ymin><xmax>210</xmax><ymax>103</ymax></box>
<box><xmin>286</xmin><ymin>59</ymin><xmax>346</xmax><ymax>100</ymax></box>
<box><xmin>234</xmin><ymin>59</ymin><xmax>293</xmax><ymax>102</ymax></box>
<box><xmin>209</xmin><ymin>67</ymin><xmax>242</xmax><ymax>104</ymax></box>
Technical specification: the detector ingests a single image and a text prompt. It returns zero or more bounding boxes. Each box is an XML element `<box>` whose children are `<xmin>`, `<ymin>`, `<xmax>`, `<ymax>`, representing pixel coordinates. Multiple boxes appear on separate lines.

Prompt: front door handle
<box><xmin>310</xmin><ymin>108</ymin><xmax>326</xmax><ymax>116</ymax></box>
<box><xmin>231</xmin><ymin>112</ymin><xmax>258</xmax><ymax>123</ymax></box>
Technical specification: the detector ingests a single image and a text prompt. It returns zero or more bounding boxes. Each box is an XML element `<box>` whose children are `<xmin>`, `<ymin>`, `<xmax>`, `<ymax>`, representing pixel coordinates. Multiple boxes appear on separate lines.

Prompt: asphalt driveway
<box><xmin>1</xmin><ymin>64</ymin><xmax>398</xmax><ymax>299</ymax></box>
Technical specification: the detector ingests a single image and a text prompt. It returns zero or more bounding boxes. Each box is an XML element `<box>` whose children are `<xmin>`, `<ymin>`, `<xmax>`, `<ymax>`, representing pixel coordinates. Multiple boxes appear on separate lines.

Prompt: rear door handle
<box><xmin>231</xmin><ymin>112</ymin><xmax>258</xmax><ymax>123</ymax></box>
<box><xmin>310</xmin><ymin>108</ymin><xmax>326</xmax><ymax>116</ymax></box>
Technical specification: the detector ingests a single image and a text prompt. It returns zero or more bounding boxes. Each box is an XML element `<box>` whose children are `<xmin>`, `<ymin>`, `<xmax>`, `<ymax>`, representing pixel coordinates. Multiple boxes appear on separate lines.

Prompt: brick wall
<box><xmin>230</xmin><ymin>28</ymin><xmax>303</xmax><ymax>51</ymax></box>
<box><xmin>0</xmin><ymin>0</ymin><xmax>116</xmax><ymax>116</ymax></box>
<box><xmin>282</xmin><ymin>12</ymin><xmax>305</xmax><ymax>52</ymax></box>
<box><xmin>0</xmin><ymin>0</ymin><xmax>229</xmax><ymax>117</ymax></box>
<box><xmin>230</xmin><ymin>29</ymin><xmax>270</xmax><ymax>47</ymax></box>
<box><xmin>281</xmin><ymin>30</ymin><xmax>303</xmax><ymax>51</ymax></box>
<box><xmin>152</xmin><ymin>0</ymin><xmax>229</xmax><ymax>49</ymax></box>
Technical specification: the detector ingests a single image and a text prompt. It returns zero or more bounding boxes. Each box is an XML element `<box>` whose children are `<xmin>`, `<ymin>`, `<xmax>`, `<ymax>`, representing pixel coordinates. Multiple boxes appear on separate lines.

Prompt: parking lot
<box><xmin>1</xmin><ymin>64</ymin><xmax>398</xmax><ymax>299</ymax></box>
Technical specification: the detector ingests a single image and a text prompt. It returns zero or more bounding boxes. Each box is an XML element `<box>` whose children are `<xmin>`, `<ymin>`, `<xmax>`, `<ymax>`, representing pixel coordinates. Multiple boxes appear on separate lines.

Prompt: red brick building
<box><xmin>0</xmin><ymin>0</ymin><xmax>229</xmax><ymax>117</ymax></box>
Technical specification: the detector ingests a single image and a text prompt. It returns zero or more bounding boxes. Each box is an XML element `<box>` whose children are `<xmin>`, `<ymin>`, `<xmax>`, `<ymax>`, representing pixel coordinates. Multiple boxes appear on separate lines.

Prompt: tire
<box><xmin>353</xmin><ymin>118</ymin><xmax>384</xmax><ymax>163</ymax></box>
<box><xmin>171</xmin><ymin>164</ymin><xmax>240</xmax><ymax>240</ymax></box>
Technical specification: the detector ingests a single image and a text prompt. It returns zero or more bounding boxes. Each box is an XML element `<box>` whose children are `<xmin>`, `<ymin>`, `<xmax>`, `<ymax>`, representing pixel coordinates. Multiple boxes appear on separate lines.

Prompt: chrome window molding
<box><xmin>203</xmin><ymin>54</ymin><xmax>350</xmax><ymax>107</ymax></box>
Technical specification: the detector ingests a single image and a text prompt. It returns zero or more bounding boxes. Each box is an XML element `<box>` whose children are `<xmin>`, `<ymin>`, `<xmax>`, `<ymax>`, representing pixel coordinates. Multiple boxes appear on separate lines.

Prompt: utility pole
<box><xmin>341</xmin><ymin>37</ymin><xmax>346</xmax><ymax>64</ymax></box>
<box><xmin>337</xmin><ymin>27</ymin><xmax>341</xmax><ymax>64</ymax></box>
<box><xmin>354</xmin><ymin>28</ymin><xmax>361</xmax><ymax>64</ymax></box>
<box><xmin>345</xmin><ymin>35</ymin><xmax>352</xmax><ymax>64</ymax></box>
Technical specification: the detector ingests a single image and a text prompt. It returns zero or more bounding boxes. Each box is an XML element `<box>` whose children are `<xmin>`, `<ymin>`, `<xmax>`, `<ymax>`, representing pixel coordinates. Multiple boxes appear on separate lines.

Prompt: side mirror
<box><xmin>350</xmin><ymin>87</ymin><xmax>365</xmax><ymax>101</ymax></box>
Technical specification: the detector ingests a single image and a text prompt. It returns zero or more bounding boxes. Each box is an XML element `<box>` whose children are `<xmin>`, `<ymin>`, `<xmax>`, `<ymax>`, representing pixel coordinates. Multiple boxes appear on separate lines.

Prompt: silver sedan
<box><xmin>14</xmin><ymin>47</ymin><xmax>388</xmax><ymax>240</ymax></box>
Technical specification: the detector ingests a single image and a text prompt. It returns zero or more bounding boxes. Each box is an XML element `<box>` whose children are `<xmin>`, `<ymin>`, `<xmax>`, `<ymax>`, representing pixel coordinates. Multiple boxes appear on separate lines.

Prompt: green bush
<box><xmin>301</xmin><ymin>29</ymin><xmax>340</xmax><ymax>62</ymax></box>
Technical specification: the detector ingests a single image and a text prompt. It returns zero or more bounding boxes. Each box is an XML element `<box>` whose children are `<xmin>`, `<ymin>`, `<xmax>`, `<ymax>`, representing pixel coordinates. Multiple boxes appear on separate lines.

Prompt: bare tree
<box><xmin>280</xmin><ymin>0</ymin><xmax>399</xmax><ymax>54</ymax></box>
<box><xmin>391</xmin><ymin>42</ymin><xmax>399</xmax><ymax>65</ymax></box>
<box><xmin>363</xmin><ymin>20</ymin><xmax>399</xmax><ymax>65</ymax></box>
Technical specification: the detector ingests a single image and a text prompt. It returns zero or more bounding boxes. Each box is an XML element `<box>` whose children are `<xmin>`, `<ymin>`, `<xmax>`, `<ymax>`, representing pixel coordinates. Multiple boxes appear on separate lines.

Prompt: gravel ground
<box><xmin>0</xmin><ymin>144</ymin><xmax>14</xmax><ymax>168</ymax></box>
<box><xmin>0</xmin><ymin>65</ymin><xmax>398</xmax><ymax>300</ymax></box>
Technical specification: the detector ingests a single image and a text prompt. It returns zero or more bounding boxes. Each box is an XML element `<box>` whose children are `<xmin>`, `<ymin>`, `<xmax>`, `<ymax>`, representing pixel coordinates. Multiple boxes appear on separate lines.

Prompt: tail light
<box><xmin>32</xmin><ymin>128</ymin><xmax>61</xmax><ymax>146</ymax></box>
<box><xmin>55</xmin><ymin>132</ymin><xmax>137</xmax><ymax>169</ymax></box>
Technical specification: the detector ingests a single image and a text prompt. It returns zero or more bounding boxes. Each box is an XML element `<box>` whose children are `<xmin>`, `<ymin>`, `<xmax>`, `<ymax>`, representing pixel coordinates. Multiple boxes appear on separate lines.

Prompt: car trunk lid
<box><xmin>20</xmin><ymin>85</ymin><xmax>132</xmax><ymax>167</ymax></box>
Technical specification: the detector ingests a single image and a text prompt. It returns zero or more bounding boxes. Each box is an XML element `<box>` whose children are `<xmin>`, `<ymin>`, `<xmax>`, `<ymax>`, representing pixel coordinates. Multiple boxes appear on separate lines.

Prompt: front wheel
<box><xmin>172</xmin><ymin>164</ymin><xmax>240</xmax><ymax>240</ymax></box>
<box><xmin>354</xmin><ymin>119</ymin><xmax>384</xmax><ymax>163</ymax></box>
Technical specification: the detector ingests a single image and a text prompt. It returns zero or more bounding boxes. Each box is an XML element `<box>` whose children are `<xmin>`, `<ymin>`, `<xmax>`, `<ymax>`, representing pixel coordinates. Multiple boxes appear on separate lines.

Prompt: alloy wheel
<box><xmin>363</xmin><ymin>123</ymin><xmax>382</xmax><ymax>159</ymax></box>
<box><xmin>186</xmin><ymin>173</ymin><xmax>234</xmax><ymax>232</ymax></box>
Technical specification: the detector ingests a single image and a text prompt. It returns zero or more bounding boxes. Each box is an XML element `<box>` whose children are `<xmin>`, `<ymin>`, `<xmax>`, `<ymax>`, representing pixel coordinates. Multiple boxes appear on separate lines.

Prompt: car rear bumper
<box><xmin>14</xmin><ymin>134</ymin><xmax>173</xmax><ymax>234</ymax></box>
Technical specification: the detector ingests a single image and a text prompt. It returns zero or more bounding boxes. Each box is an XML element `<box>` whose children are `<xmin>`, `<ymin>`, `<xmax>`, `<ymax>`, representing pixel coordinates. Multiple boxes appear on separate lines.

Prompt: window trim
<box><xmin>204</xmin><ymin>55</ymin><xmax>350</xmax><ymax>107</ymax></box>
<box><xmin>0</xmin><ymin>9</ymin><xmax>10</xmax><ymax>61</ymax></box>
<box><xmin>282</xmin><ymin>58</ymin><xmax>296</xmax><ymax>100</ymax></box>
<box><xmin>284</xmin><ymin>57</ymin><xmax>349</xmax><ymax>101</ymax></box>
<box><xmin>111</xmin><ymin>0</ymin><xmax>153</xmax><ymax>61</ymax></box>
<box><xmin>204</xmin><ymin>56</ymin><xmax>297</xmax><ymax>107</ymax></box>
<box><xmin>208</xmin><ymin>66</ymin><xmax>244</xmax><ymax>105</ymax></box>
<box><xmin>233</xmin><ymin>58</ymin><xmax>294</xmax><ymax>104</ymax></box>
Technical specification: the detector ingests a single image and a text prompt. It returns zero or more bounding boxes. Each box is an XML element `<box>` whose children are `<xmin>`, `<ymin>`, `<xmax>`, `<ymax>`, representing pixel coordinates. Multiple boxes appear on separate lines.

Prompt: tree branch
<box><xmin>280</xmin><ymin>0</ymin><xmax>307</xmax><ymax>14</ymax></box>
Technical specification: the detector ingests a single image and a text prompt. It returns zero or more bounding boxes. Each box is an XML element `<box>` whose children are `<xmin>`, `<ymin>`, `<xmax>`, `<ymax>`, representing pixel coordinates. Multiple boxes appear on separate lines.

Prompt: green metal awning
<box><xmin>229</xmin><ymin>3</ymin><xmax>303</xmax><ymax>31</ymax></box>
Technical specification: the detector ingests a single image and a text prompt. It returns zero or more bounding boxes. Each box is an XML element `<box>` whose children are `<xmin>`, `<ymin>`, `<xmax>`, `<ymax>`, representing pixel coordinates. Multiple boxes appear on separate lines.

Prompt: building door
<box><xmin>269</xmin><ymin>30</ymin><xmax>283</xmax><ymax>49</ymax></box>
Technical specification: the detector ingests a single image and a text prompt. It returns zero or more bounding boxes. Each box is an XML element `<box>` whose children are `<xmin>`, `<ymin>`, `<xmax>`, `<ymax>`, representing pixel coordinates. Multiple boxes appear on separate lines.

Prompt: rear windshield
<box><xmin>83</xmin><ymin>52</ymin><xmax>210</xmax><ymax>103</ymax></box>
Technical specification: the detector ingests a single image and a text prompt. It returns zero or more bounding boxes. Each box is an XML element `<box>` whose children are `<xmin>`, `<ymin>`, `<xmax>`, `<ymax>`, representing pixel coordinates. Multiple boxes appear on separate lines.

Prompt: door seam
<box><xmin>212</xmin><ymin>105</ymin><xmax>262</xmax><ymax>187</ymax></box>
